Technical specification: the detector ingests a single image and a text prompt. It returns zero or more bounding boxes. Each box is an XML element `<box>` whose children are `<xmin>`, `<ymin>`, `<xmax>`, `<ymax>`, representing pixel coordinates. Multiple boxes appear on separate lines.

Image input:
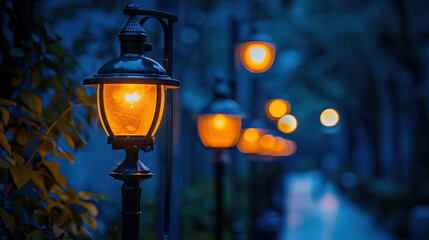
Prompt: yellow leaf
<box><xmin>0</xmin><ymin>98</ymin><xmax>17</xmax><ymax>106</ymax></box>
<box><xmin>62</xmin><ymin>132</ymin><xmax>76</xmax><ymax>150</ymax></box>
<box><xmin>0</xmin><ymin>133</ymin><xmax>11</xmax><ymax>155</ymax></box>
<box><xmin>10</xmin><ymin>165</ymin><xmax>32</xmax><ymax>189</ymax></box>
<box><xmin>81</xmin><ymin>213</ymin><xmax>97</xmax><ymax>230</ymax></box>
<box><xmin>37</xmin><ymin>139</ymin><xmax>52</xmax><ymax>157</ymax></box>
<box><xmin>43</xmin><ymin>160</ymin><xmax>67</xmax><ymax>187</ymax></box>
<box><xmin>31</xmin><ymin>170</ymin><xmax>47</xmax><ymax>195</ymax></box>
<box><xmin>1</xmin><ymin>107</ymin><xmax>10</xmax><ymax>126</ymax></box>
<box><xmin>20</xmin><ymin>90</ymin><xmax>42</xmax><ymax>115</ymax></box>
<box><xmin>0</xmin><ymin>207</ymin><xmax>15</xmax><ymax>234</ymax></box>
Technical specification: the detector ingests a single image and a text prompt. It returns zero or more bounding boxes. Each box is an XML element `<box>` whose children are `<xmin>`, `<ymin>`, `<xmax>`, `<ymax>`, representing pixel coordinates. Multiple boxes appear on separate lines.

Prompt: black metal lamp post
<box><xmin>196</xmin><ymin>78</ymin><xmax>245</xmax><ymax>240</ymax></box>
<box><xmin>83</xmin><ymin>3</ymin><xmax>179</xmax><ymax>240</ymax></box>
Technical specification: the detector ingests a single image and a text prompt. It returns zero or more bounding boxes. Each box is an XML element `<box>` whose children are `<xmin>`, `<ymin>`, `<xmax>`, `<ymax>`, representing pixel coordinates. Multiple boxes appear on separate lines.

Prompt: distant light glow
<box><xmin>277</xmin><ymin>114</ymin><xmax>298</xmax><ymax>134</ymax></box>
<box><xmin>259</xmin><ymin>134</ymin><xmax>275</xmax><ymax>149</ymax></box>
<box><xmin>243</xmin><ymin>128</ymin><xmax>260</xmax><ymax>142</ymax></box>
<box><xmin>320</xmin><ymin>108</ymin><xmax>339</xmax><ymax>127</ymax></box>
<box><xmin>267</xmin><ymin>99</ymin><xmax>290</xmax><ymax>119</ymax></box>
<box><xmin>239</xmin><ymin>41</ymin><xmax>275</xmax><ymax>73</ymax></box>
<box><xmin>125</xmin><ymin>90</ymin><xmax>141</xmax><ymax>103</ymax></box>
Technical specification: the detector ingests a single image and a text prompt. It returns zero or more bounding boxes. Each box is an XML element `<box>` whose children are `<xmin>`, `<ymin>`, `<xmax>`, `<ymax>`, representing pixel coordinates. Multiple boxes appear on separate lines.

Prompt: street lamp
<box><xmin>238</xmin><ymin>30</ymin><xmax>275</xmax><ymax>73</ymax></box>
<box><xmin>83</xmin><ymin>4</ymin><xmax>179</xmax><ymax>240</ymax></box>
<box><xmin>196</xmin><ymin>79</ymin><xmax>244</xmax><ymax>240</ymax></box>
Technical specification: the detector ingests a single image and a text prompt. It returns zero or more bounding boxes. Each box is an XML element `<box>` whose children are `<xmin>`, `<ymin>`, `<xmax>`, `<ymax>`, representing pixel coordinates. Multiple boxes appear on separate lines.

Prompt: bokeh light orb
<box><xmin>266</xmin><ymin>99</ymin><xmax>290</xmax><ymax>119</ymax></box>
<box><xmin>259</xmin><ymin>134</ymin><xmax>275</xmax><ymax>150</ymax></box>
<box><xmin>277</xmin><ymin>114</ymin><xmax>298</xmax><ymax>134</ymax></box>
<box><xmin>239</xmin><ymin>42</ymin><xmax>275</xmax><ymax>73</ymax></box>
<box><xmin>320</xmin><ymin>108</ymin><xmax>339</xmax><ymax>127</ymax></box>
<box><xmin>197</xmin><ymin>114</ymin><xmax>242</xmax><ymax>148</ymax></box>
<box><xmin>237</xmin><ymin>128</ymin><xmax>263</xmax><ymax>154</ymax></box>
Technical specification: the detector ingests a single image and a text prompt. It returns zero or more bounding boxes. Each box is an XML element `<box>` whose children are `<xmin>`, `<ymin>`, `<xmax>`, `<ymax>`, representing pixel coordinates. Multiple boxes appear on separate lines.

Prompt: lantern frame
<box><xmin>83</xmin><ymin>4</ymin><xmax>180</xmax><ymax>152</ymax></box>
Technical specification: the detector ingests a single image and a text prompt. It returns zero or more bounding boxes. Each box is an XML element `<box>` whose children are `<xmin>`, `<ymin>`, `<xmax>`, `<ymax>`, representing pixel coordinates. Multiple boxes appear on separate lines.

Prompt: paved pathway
<box><xmin>280</xmin><ymin>171</ymin><xmax>398</xmax><ymax>240</ymax></box>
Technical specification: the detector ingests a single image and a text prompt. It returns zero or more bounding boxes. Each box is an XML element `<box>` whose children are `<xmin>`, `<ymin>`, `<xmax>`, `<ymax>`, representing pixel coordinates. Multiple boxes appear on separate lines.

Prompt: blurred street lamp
<box><xmin>238</xmin><ymin>30</ymin><xmax>275</xmax><ymax>73</ymax></box>
<box><xmin>83</xmin><ymin>4</ymin><xmax>179</xmax><ymax>240</ymax></box>
<box><xmin>320</xmin><ymin>108</ymin><xmax>340</xmax><ymax>127</ymax></box>
<box><xmin>277</xmin><ymin>114</ymin><xmax>298</xmax><ymax>134</ymax></box>
<box><xmin>266</xmin><ymin>99</ymin><xmax>291</xmax><ymax>119</ymax></box>
<box><xmin>197</xmin><ymin>78</ymin><xmax>245</xmax><ymax>240</ymax></box>
<box><xmin>237</xmin><ymin>128</ymin><xmax>264</xmax><ymax>154</ymax></box>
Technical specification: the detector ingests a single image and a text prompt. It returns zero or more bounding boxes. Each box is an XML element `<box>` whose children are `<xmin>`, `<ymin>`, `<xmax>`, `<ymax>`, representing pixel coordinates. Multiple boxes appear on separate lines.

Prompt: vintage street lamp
<box><xmin>196</xmin><ymin>79</ymin><xmax>244</xmax><ymax>240</ymax></box>
<box><xmin>83</xmin><ymin>4</ymin><xmax>179</xmax><ymax>240</ymax></box>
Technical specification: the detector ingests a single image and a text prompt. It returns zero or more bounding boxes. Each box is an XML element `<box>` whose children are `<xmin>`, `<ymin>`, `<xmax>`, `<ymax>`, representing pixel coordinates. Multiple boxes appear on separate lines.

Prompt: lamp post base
<box><xmin>110</xmin><ymin>149</ymin><xmax>153</xmax><ymax>240</ymax></box>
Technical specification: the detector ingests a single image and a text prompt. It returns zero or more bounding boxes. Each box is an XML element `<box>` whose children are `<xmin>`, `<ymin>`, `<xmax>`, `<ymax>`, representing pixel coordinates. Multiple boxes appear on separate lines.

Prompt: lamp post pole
<box><xmin>110</xmin><ymin>148</ymin><xmax>153</xmax><ymax>240</ymax></box>
<box><xmin>213</xmin><ymin>149</ymin><xmax>225</xmax><ymax>240</ymax></box>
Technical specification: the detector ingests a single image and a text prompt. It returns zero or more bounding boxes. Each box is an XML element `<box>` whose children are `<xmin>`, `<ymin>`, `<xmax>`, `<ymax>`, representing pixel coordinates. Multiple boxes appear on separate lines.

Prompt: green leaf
<box><xmin>0</xmin><ymin>159</ymin><xmax>11</xmax><ymax>169</ymax></box>
<box><xmin>77</xmin><ymin>191</ymin><xmax>104</xmax><ymax>201</ymax></box>
<box><xmin>0</xmin><ymin>207</ymin><xmax>15</xmax><ymax>234</ymax></box>
<box><xmin>33</xmin><ymin>209</ymin><xmax>49</xmax><ymax>226</ymax></box>
<box><xmin>52</xmin><ymin>149</ymin><xmax>75</xmax><ymax>163</ymax></box>
<box><xmin>31</xmin><ymin>170</ymin><xmax>47</xmax><ymax>195</ymax></box>
<box><xmin>30</xmin><ymin>63</ymin><xmax>43</xmax><ymax>87</ymax></box>
<box><xmin>1</xmin><ymin>107</ymin><xmax>10</xmax><ymax>126</ymax></box>
<box><xmin>81</xmin><ymin>212</ymin><xmax>96</xmax><ymax>230</ymax></box>
<box><xmin>0</xmin><ymin>98</ymin><xmax>17</xmax><ymax>106</ymax></box>
<box><xmin>10</xmin><ymin>165</ymin><xmax>32</xmax><ymax>189</ymax></box>
<box><xmin>37</xmin><ymin>139</ymin><xmax>52</xmax><ymax>157</ymax></box>
<box><xmin>43</xmin><ymin>160</ymin><xmax>67</xmax><ymax>187</ymax></box>
<box><xmin>20</xmin><ymin>90</ymin><xmax>42</xmax><ymax>115</ymax></box>
<box><xmin>16</xmin><ymin>127</ymin><xmax>29</xmax><ymax>146</ymax></box>
<box><xmin>27</xmin><ymin>229</ymin><xmax>45</xmax><ymax>237</ymax></box>
<box><xmin>0</xmin><ymin>133</ymin><xmax>11</xmax><ymax>155</ymax></box>
<box><xmin>9</xmin><ymin>48</ymin><xmax>24</xmax><ymax>57</ymax></box>
<box><xmin>47</xmin><ymin>43</ymin><xmax>67</xmax><ymax>57</ymax></box>
<box><xmin>62</xmin><ymin>132</ymin><xmax>75</xmax><ymax>150</ymax></box>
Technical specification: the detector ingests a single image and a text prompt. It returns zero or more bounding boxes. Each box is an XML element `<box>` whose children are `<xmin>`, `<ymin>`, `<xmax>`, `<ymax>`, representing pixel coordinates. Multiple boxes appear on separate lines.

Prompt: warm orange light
<box><xmin>271</xmin><ymin>137</ymin><xmax>287</xmax><ymax>156</ymax></box>
<box><xmin>197</xmin><ymin>114</ymin><xmax>241</xmax><ymax>148</ymax></box>
<box><xmin>259</xmin><ymin>134</ymin><xmax>275</xmax><ymax>150</ymax></box>
<box><xmin>239</xmin><ymin>41</ymin><xmax>275</xmax><ymax>73</ymax></box>
<box><xmin>237</xmin><ymin>128</ymin><xmax>263</xmax><ymax>154</ymax></box>
<box><xmin>283</xmin><ymin>140</ymin><xmax>297</xmax><ymax>156</ymax></box>
<box><xmin>277</xmin><ymin>114</ymin><xmax>297</xmax><ymax>134</ymax></box>
<box><xmin>266</xmin><ymin>99</ymin><xmax>290</xmax><ymax>119</ymax></box>
<box><xmin>97</xmin><ymin>84</ymin><xmax>164</xmax><ymax>136</ymax></box>
<box><xmin>320</xmin><ymin>108</ymin><xmax>339</xmax><ymax>127</ymax></box>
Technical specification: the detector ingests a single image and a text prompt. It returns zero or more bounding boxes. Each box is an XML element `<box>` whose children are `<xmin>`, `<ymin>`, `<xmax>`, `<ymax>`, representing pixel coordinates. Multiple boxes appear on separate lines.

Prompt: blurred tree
<box><xmin>0</xmin><ymin>0</ymin><xmax>103</xmax><ymax>239</ymax></box>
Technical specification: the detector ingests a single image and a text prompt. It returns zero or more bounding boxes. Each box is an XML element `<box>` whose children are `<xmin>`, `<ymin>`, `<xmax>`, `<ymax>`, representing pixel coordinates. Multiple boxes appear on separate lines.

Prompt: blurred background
<box><xmin>1</xmin><ymin>0</ymin><xmax>429</xmax><ymax>240</ymax></box>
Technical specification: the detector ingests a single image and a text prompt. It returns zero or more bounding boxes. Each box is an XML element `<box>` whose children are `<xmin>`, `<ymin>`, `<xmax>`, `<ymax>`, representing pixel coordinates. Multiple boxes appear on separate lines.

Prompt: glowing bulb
<box><xmin>277</xmin><ymin>114</ymin><xmax>298</xmax><ymax>134</ymax></box>
<box><xmin>249</xmin><ymin>47</ymin><xmax>266</xmax><ymax>63</ymax></box>
<box><xmin>125</xmin><ymin>90</ymin><xmax>141</xmax><ymax>103</ymax></box>
<box><xmin>267</xmin><ymin>99</ymin><xmax>290</xmax><ymax>119</ymax></box>
<box><xmin>243</xmin><ymin>128</ymin><xmax>260</xmax><ymax>142</ymax></box>
<box><xmin>320</xmin><ymin>108</ymin><xmax>339</xmax><ymax>127</ymax></box>
<box><xmin>214</xmin><ymin>114</ymin><xmax>226</xmax><ymax>130</ymax></box>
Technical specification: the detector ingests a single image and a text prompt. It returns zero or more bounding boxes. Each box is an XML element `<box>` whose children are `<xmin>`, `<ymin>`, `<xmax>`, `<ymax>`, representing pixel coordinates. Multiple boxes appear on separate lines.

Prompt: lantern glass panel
<box><xmin>97</xmin><ymin>83</ymin><xmax>165</xmax><ymax>136</ymax></box>
<box><xmin>197</xmin><ymin>114</ymin><xmax>241</xmax><ymax>148</ymax></box>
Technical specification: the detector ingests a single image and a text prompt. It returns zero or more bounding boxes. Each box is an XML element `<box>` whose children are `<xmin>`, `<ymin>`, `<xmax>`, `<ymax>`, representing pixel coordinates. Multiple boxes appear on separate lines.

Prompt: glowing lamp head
<box><xmin>277</xmin><ymin>114</ymin><xmax>298</xmax><ymax>134</ymax></box>
<box><xmin>197</xmin><ymin>114</ymin><xmax>242</xmax><ymax>149</ymax></box>
<box><xmin>239</xmin><ymin>41</ymin><xmax>275</xmax><ymax>73</ymax></box>
<box><xmin>83</xmin><ymin>8</ymin><xmax>180</xmax><ymax>151</ymax></box>
<box><xmin>237</xmin><ymin>128</ymin><xmax>264</xmax><ymax>154</ymax></box>
<box><xmin>266</xmin><ymin>99</ymin><xmax>291</xmax><ymax>119</ymax></box>
<box><xmin>320</xmin><ymin>108</ymin><xmax>340</xmax><ymax>127</ymax></box>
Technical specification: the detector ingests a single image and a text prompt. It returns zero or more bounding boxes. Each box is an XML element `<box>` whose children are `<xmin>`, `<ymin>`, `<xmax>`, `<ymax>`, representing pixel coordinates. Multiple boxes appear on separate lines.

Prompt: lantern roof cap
<box><xmin>83</xmin><ymin>54</ymin><xmax>180</xmax><ymax>87</ymax></box>
<box><xmin>200</xmin><ymin>76</ymin><xmax>245</xmax><ymax>116</ymax></box>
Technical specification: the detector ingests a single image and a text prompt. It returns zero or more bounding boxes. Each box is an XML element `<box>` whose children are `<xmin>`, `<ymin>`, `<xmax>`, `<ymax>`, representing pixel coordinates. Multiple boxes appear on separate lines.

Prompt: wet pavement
<box><xmin>281</xmin><ymin>171</ymin><xmax>398</xmax><ymax>240</ymax></box>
